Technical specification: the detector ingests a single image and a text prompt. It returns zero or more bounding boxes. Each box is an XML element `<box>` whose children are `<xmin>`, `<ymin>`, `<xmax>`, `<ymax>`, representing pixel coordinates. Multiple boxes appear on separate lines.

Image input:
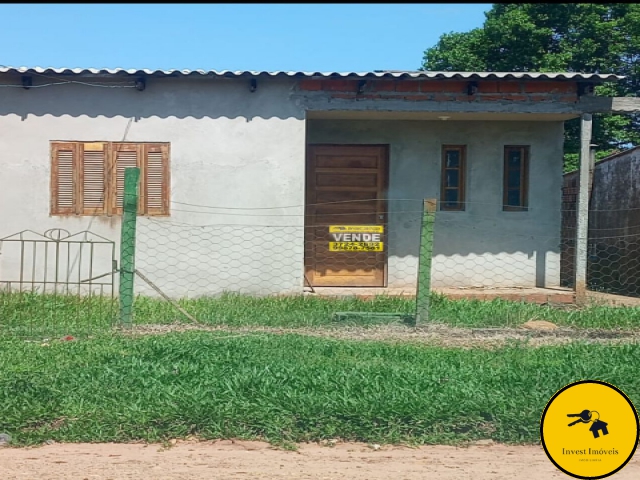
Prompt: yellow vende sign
<box><xmin>540</xmin><ymin>380</ymin><xmax>639</xmax><ymax>479</ymax></box>
<box><xmin>328</xmin><ymin>225</ymin><xmax>385</xmax><ymax>252</ymax></box>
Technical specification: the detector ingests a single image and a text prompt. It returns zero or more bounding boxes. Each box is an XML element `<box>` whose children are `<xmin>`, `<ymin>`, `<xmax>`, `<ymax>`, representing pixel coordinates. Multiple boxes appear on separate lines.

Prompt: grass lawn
<box><xmin>2</xmin><ymin>291</ymin><xmax>640</xmax><ymax>338</ymax></box>
<box><xmin>0</xmin><ymin>332</ymin><xmax>638</xmax><ymax>446</ymax></box>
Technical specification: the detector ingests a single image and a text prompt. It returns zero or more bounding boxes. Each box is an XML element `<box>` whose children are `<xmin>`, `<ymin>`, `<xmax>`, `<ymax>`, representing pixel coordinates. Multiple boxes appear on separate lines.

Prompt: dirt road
<box><xmin>2</xmin><ymin>441</ymin><xmax>639</xmax><ymax>479</ymax></box>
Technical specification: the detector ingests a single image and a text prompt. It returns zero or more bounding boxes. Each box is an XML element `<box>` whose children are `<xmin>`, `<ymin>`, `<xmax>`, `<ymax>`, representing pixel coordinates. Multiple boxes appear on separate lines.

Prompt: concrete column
<box><xmin>575</xmin><ymin>113</ymin><xmax>592</xmax><ymax>305</ymax></box>
<box><xmin>588</xmin><ymin>148</ymin><xmax>596</xmax><ymax>196</ymax></box>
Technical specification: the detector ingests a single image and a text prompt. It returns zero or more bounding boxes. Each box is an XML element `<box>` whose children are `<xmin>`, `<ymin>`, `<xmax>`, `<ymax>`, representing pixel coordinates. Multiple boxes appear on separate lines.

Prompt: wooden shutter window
<box><xmin>51</xmin><ymin>141</ymin><xmax>170</xmax><ymax>216</ymax></box>
<box><xmin>112</xmin><ymin>144</ymin><xmax>141</xmax><ymax>215</ymax></box>
<box><xmin>80</xmin><ymin>142</ymin><xmax>108</xmax><ymax>215</ymax></box>
<box><xmin>51</xmin><ymin>142</ymin><xmax>78</xmax><ymax>215</ymax></box>
<box><xmin>143</xmin><ymin>143</ymin><xmax>170</xmax><ymax>216</ymax></box>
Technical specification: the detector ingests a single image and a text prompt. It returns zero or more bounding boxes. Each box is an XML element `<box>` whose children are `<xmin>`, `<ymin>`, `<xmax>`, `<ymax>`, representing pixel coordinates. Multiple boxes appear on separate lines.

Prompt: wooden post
<box><xmin>119</xmin><ymin>167</ymin><xmax>140</xmax><ymax>328</ymax></box>
<box><xmin>575</xmin><ymin>114</ymin><xmax>592</xmax><ymax>306</ymax></box>
<box><xmin>415</xmin><ymin>198</ymin><xmax>436</xmax><ymax>326</ymax></box>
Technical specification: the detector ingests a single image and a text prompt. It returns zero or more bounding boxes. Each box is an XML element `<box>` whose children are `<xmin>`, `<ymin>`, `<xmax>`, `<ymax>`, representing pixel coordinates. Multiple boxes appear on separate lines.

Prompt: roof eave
<box><xmin>0</xmin><ymin>66</ymin><xmax>624</xmax><ymax>82</ymax></box>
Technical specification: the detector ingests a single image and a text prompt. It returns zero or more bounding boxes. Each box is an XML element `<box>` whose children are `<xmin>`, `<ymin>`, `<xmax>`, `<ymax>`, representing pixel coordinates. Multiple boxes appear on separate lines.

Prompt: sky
<box><xmin>0</xmin><ymin>4</ymin><xmax>490</xmax><ymax>72</ymax></box>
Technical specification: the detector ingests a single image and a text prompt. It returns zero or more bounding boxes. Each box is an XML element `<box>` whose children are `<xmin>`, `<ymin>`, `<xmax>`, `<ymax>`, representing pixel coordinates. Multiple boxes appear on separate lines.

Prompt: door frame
<box><xmin>304</xmin><ymin>143</ymin><xmax>390</xmax><ymax>288</ymax></box>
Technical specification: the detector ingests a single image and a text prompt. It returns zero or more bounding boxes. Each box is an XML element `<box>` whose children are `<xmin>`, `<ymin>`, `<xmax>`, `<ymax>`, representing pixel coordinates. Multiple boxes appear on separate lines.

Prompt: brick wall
<box><xmin>298</xmin><ymin>79</ymin><xmax>578</xmax><ymax>103</ymax></box>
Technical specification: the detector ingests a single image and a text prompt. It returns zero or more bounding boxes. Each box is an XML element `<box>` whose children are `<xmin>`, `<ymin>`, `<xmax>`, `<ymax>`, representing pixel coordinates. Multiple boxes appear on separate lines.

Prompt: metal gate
<box><xmin>0</xmin><ymin>229</ymin><xmax>117</xmax><ymax>337</ymax></box>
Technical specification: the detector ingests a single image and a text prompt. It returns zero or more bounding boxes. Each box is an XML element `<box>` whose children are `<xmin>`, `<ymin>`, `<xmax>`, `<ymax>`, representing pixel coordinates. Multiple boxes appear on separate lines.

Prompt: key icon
<box><xmin>567</xmin><ymin>409</ymin><xmax>592</xmax><ymax>427</ymax></box>
<box><xmin>566</xmin><ymin>410</ymin><xmax>609</xmax><ymax>438</ymax></box>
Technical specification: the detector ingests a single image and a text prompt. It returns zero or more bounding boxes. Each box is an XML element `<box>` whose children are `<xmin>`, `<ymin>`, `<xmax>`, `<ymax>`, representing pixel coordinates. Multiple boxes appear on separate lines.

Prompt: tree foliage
<box><xmin>422</xmin><ymin>4</ymin><xmax>640</xmax><ymax>171</ymax></box>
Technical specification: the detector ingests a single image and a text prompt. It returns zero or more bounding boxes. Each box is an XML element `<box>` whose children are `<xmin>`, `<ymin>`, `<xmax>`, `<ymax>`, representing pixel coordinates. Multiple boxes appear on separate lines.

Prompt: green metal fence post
<box><xmin>119</xmin><ymin>167</ymin><xmax>140</xmax><ymax>328</ymax></box>
<box><xmin>415</xmin><ymin>198</ymin><xmax>436</xmax><ymax>327</ymax></box>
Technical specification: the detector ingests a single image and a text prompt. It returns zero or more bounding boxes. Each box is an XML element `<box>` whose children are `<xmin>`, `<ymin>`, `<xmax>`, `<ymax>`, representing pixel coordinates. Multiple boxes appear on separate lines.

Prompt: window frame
<box><xmin>440</xmin><ymin>145</ymin><xmax>467</xmax><ymax>211</ymax></box>
<box><xmin>50</xmin><ymin>140</ymin><xmax>170</xmax><ymax>217</ymax></box>
<box><xmin>502</xmin><ymin>145</ymin><xmax>529</xmax><ymax>212</ymax></box>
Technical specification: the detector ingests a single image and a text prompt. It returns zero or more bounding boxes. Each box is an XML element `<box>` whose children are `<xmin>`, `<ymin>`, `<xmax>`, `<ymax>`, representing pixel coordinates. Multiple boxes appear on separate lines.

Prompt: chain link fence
<box><xmin>133</xmin><ymin>200</ymin><xmax>430</xmax><ymax>327</ymax></box>
<box><xmin>131</xmin><ymin>184</ymin><xmax>640</xmax><ymax>328</ymax></box>
<box><xmin>130</xmin><ymin>198</ymin><xmax>638</xmax><ymax>328</ymax></box>
<box><xmin>2</xmin><ymin>169</ymin><xmax>640</xmax><ymax>338</ymax></box>
<box><xmin>561</xmin><ymin>177</ymin><xmax>640</xmax><ymax>299</ymax></box>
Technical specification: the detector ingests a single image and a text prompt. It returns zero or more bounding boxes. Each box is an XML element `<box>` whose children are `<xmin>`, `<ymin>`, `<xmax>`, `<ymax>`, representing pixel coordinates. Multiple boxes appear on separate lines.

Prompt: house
<box><xmin>562</xmin><ymin>146</ymin><xmax>640</xmax><ymax>298</ymax></box>
<box><xmin>0</xmin><ymin>66</ymin><xmax>632</xmax><ymax>299</ymax></box>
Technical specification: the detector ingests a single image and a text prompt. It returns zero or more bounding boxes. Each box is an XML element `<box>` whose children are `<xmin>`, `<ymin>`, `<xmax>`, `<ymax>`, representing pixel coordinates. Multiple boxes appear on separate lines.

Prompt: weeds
<box><xmin>2</xmin><ymin>291</ymin><xmax>640</xmax><ymax>338</ymax></box>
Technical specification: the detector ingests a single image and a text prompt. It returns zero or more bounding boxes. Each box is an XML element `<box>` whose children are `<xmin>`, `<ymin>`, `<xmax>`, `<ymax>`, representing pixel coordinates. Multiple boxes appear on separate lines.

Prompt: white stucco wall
<box><xmin>0</xmin><ymin>77</ymin><xmax>306</xmax><ymax>297</ymax></box>
<box><xmin>307</xmin><ymin>119</ymin><xmax>564</xmax><ymax>289</ymax></box>
<box><xmin>0</xmin><ymin>76</ymin><xmax>564</xmax><ymax>297</ymax></box>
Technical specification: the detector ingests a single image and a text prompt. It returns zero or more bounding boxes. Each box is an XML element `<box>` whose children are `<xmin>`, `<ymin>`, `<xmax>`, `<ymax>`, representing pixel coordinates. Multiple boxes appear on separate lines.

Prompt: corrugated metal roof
<box><xmin>0</xmin><ymin>66</ymin><xmax>624</xmax><ymax>81</ymax></box>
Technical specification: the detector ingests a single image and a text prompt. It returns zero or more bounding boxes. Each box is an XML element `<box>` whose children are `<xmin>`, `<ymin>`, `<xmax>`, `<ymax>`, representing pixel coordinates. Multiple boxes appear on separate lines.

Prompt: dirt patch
<box><xmin>125</xmin><ymin>323</ymin><xmax>640</xmax><ymax>348</ymax></box>
<box><xmin>521</xmin><ymin>319</ymin><xmax>559</xmax><ymax>330</ymax></box>
<box><xmin>1</xmin><ymin>441</ymin><xmax>638</xmax><ymax>480</ymax></box>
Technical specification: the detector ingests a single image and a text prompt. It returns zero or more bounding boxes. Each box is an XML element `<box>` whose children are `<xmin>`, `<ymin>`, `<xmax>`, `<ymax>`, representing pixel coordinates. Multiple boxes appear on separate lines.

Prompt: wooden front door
<box><xmin>305</xmin><ymin>145</ymin><xmax>389</xmax><ymax>287</ymax></box>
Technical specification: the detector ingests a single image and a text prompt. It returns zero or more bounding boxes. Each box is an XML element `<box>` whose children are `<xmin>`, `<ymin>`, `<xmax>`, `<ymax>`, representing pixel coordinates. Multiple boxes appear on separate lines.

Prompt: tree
<box><xmin>422</xmin><ymin>4</ymin><xmax>640</xmax><ymax>172</ymax></box>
